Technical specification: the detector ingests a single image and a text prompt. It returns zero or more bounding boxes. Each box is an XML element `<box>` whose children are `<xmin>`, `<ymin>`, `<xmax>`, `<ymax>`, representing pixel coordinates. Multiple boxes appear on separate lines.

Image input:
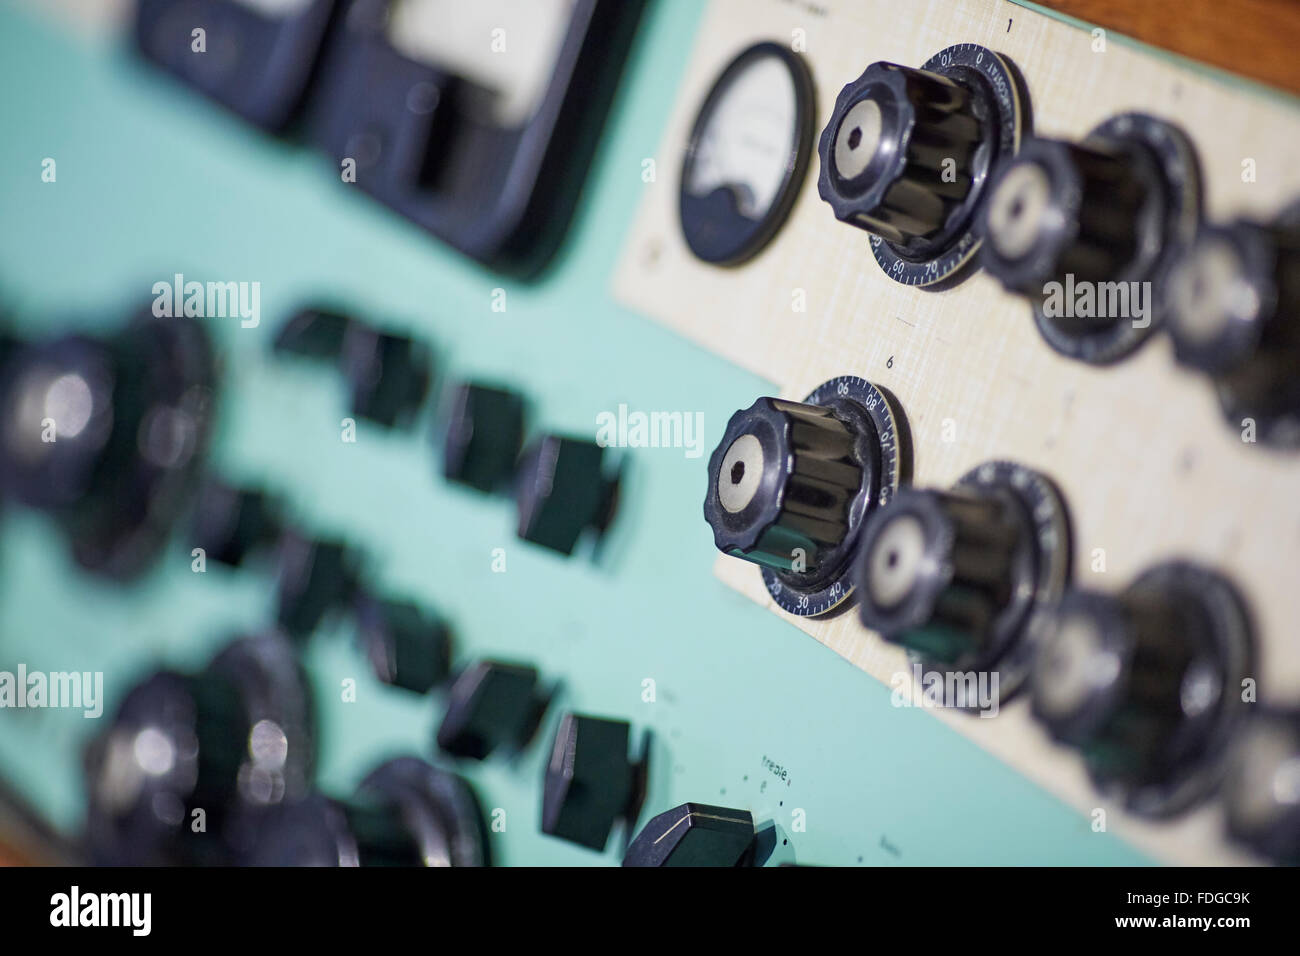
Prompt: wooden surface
<box><xmin>614</xmin><ymin>0</ymin><xmax>1300</xmax><ymax>864</ymax></box>
<box><xmin>1038</xmin><ymin>0</ymin><xmax>1300</xmax><ymax>96</ymax></box>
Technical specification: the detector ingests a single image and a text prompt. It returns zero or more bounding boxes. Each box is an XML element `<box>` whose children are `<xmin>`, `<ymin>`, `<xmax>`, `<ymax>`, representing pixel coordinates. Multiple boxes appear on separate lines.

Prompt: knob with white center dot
<box><xmin>1165</xmin><ymin>210</ymin><xmax>1300</xmax><ymax>447</ymax></box>
<box><xmin>704</xmin><ymin>376</ymin><xmax>908</xmax><ymax>618</ymax></box>
<box><xmin>979</xmin><ymin>113</ymin><xmax>1202</xmax><ymax>364</ymax></box>
<box><xmin>1222</xmin><ymin>709</ymin><xmax>1300</xmax><ymax>863</ymax></box>
<box><xmin>856</xmin><ymin>461</ymin><xmax>1071</xmax><ymax>706</ymax></box>
<box><xmin>816</xmin><ymin>44</ymin><xmax>1028</xmax><ymax>288</ymax></box>
<box><xmin>1030</xmin><ymin>562</ymin><xmax>1255</xmax><ymax>816</ymax></box>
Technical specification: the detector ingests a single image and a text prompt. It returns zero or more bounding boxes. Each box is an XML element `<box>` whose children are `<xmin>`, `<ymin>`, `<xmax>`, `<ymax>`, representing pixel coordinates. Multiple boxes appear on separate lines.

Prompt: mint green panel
<box><xmin>0</xmin><ymin>1</ymin><xmax>1145</xmax><ymax>865</ymax></box>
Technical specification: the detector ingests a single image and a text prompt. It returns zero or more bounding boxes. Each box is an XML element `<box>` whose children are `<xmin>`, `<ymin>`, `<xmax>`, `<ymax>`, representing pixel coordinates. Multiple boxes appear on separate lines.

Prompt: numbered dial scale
<box><xmin>704</xmin><ymin>376</ymin><xmax>910</xmax><ymax>617</ymax></box>
<box><xmin>816</xmin><ymin>43</ymin><xmax>1028</xmax><ymax>288</ymax></box>
<box><xmin>856</xmin><ymin>460</ymin><xmax>1073</xmax><ymax>707</ymax></box>
<box><xmin>679</xmin><ymin>41</ymin><xmax>816</xmax><ymax>265</ymax></box>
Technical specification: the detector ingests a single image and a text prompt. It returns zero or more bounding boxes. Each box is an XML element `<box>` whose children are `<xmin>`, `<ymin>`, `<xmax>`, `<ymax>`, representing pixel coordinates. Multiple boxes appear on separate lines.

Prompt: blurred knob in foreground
<box><xmin>1030</xmin><ymin>562</ymin><xmax>1254</xmax><ymax>816</ymax></box>
<box><xmin>1222</xmin><ymin>708</ymin><xmax>1300</xmax><ymax>863</ymax></box>
<box><xmin>856</xmin><ymin>460</ymin><xmax>1071</xmax><ymax>707</ymax></box>
<box><xmin>0</xmin><ymin>312</ymin><xmax>216</xmax><ymax>578</ymax></box>
<box><xmin>1166</xmin><ymin>208</ymin><xmax>1300</xmax><ymax>448</ymax></box>
<box><xmin>84</xmin><ymin>633</ymin><xmax>314</xmax><ymax>865</ymax></box>
<box><xmin>980</xmin><ymin>113</ymin><xmax>1202</xmax><ymax>364</ymax></box>
<box><xmin>244</xmin><ymin>756</ymin><xmax>488</xmax><ymax>866</ymax></box>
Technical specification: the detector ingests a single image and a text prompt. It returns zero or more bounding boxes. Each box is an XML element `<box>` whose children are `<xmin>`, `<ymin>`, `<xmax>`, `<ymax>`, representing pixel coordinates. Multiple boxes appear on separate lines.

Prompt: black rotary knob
<box><xmin>83</xmin><ymin>632</ymin><xmax>314</xmax><ymax>865</ymax></box>
<box><xmin>1029</xmin><ymin>562</ymin><xmax>1254</xmax><ymax>816</ymax></box>
<box><xmin>0</xmin><ymin>312</ymin><xmax>216</xmax><ymax>579</ymax></box>
<box><xmin>1222</xmin><ymin>708</ymin><xmax>1300</xmax><ymax>863</ymax></box>
<box><xmin>856</xmin><ymin>461</ymin><xmax>1071</xmax><ymax>706</ymax></box>
<box><xmin>623</xmin><ymin>803</ymin><xmax>756</xmax><ymax>867</ymax></box>
<box><xmin>817</xmin><ymin>44</ymin><xmax>1027</xmax><ymax>288</ymax></box>
<box><xmin>1165</xmin><ymin>211</ymin><xmax>1300</xmax><ymax>447</ymax></box>
<box><xmin>704</xmin><ymin>376</ymin><xmax>908</xmax><ymax>617</ymax></box>
<box><xmin>980</xmin><ymin>113</ymin><xmax>1202</xmax><ymax>364</ymax></box>
<box><xmin>243</xmin><ymin>757</ymin><xmax>488</xmax><ymax>867</ymax></box>
<box><xmin>272</xmin><ymin>307</ymin><xmax>432</xmax><ymax>428</ymax></box>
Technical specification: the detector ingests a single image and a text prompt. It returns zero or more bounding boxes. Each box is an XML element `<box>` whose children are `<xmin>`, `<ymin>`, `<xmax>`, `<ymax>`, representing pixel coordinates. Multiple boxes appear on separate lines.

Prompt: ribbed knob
<box><xmin>857</xmin><ymin>486</ymin><xmax>1027</xmax><ymax>666</ymax></box>
<box><xmin>704</xmin><ymin>397</ymin><xmax>872</xmax><ymax>575</ymax></box>
<box><xmin>818</xmin><ymin>62</ymin><xmax>986</xmax><ymax>250</ymax></box>
<box><xmin>981</xmin><ymin>137</ymin><xmax>1155</xmax><ymax>305</ymax></box>
<box><xmin>0</xmin><ymin>313</ymin><xmax>215</xmax><ymax>578</ymax></box>
<box><xmin>1223</xmin><ymin>710</ymin><xmax>1300</xmax><ymax>863</ymax></box>
<box><xmin>1166</xmin><ymin>217</ymin><xmax>1300</xmax><ymax>444</ymax></box>
<box><xmin>243</xmin><ymin>757</ymin><xmax>488</xmax><ymax>867</ymax></box>
<box><xmin>1029</xmin><ymin>563</ymin><xmax>1253</xmax><ymax>814</ymax></box>
<box><xmin>84</xmin><ymin>633</ymin><xmax>314</xmax><ymax>865</ymax></box>
<box><xmin>1034</xmin><ymin>589</ymin><xmax>1198</xmax><ymax>774</ymax></box>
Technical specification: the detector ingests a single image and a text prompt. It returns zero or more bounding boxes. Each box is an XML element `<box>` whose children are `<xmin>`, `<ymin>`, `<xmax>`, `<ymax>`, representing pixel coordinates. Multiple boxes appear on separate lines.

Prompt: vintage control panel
<box><xmin>2</xmin><ymin>0</ymin><xmax>1299</xmax><ymax>870</ymax></box>
<box><xmin>616</xmin><ymin>0</ymin><xmax>1300</xmax><ymax>864</ymax></box>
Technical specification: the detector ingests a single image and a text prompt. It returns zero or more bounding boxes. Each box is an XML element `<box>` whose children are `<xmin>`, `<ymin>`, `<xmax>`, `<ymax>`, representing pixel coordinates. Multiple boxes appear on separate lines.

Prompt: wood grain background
<box><xmin>1040</xmin><ymin>0</ymin><xmax>1300</xmax><ymax>95</ymax></box>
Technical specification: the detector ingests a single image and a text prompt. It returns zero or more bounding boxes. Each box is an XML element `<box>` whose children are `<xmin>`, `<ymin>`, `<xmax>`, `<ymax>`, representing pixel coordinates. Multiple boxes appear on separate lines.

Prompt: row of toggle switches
<box><xmin>81</xmin><ymin>626</ymin><xmax>762</xmax><ymax>866</ymax></box>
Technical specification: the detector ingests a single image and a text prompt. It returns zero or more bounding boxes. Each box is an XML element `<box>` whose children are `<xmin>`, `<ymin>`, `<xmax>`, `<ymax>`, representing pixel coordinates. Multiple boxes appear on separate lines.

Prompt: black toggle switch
<box><xmin>1030</xmin><ymin>561</ymin><xmax>1254</xmax><ymax>816</ymax></box>
<box><xmin>243</xmin><ymin>756</ymin><xmax>489</xmax><ymax>866</ymax></box>
<box><xmin>273</xmin><ymin>307</ymin><xmax>432</xmax><ymax>428</ymax></box>
<box><xmin>1222</xmin><ymin>708</ymin><xmax>1300</xmax><ymax>863</ymax></box>
<box><xmin>436</xmin><ymin>660</ymin><xmax>549</xmax><ymax>760</ymax></box>
<box><xmin>540</xmin><ymin>713</ymin><xmax>647</xmax><ymax>851</ymax></box>
<box><xmin>515</xmin><ymin>434</ymin><xmax>620</xmax><ymax>556</ymax></box>
<box><xmin>276</xmin><ymin>530</ymin><xmax>359</xmax><ymax>640</ymax></box>
<box><xmin>83</xmin><ymin>632</ymin><xmax>314</xmax><ymax>866</ymax></box>
<box><xmin>189</xmin><ymin>477</ymin><xmax>281</xmax><ymax>567</ymax></box>
<box><xmin>856</xmin><ymin>460</ymin><xmax>1071</xmax><ymax>706</ymax></box>
<box><xmin>979</xmin><ymin>113</ymin><xmax>1202</xmax><ymax>364</ymax></box>
<box><xmin>623</xmin><ymin>802</ymin><xmax>756</xmax><ymax>867</ymax></box>
<box><xmin>355</xmin><ymin>593</ymin><xmax>452</xmax><ymax>694</ymax></box>
<box><xmin>441</xmin><ymin>381</ymin><xmax>526</xmax><ymax>493</ymax></box>
<box><xmin>273</xmin><ymin>308</ymin><xmax>352</xmax><ymax>360</ymax></box>
<box><xmin>1165</xmin><ymin>208</ymin><xmax>1300</xmax><ymax>447</ymax></box>
<box><xmin>0</xmin><ymin>311</ymin><xmax>216</xmax><ymax>579</ymax></box>
<box><xmin>341</xmin><ymin>319</ymin><xmax>431</xmax><ymax>428</ymax></box>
